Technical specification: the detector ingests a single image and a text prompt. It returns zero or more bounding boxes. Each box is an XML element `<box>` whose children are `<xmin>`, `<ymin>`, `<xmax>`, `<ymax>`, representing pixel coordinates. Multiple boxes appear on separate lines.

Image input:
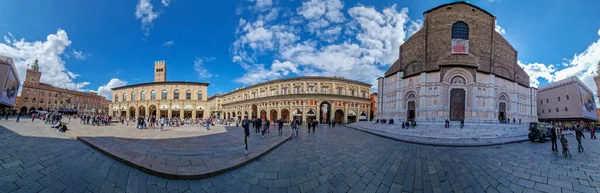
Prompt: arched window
<box><xmin>174</xmin><ymin>90</ymin><xmax>180</xmax><ymax>100</ymax></box>
<box><xmin>40</xmin><ymin>99</ymin><xmax>44</xmax><ymax>104</ymax></box>
<box><xmin>32</xmin><ymin>98</ymin><xmax>36</xmax><ymax>103</ymax></box>
<box><xmin>451</xmin><ymin>76</ymin><xmax>465</xmax><ymax>84</ymax></box>
<box><xmin>26</xmin><ymin>89</ymin><xmax>30</xmax><ymax>94</ymax></box>
<box><xmin>499</xmin><ymin>95</ymin><xmax>507</xmax><ymax>101</ymax></box>
<box><xmin>197</xmin><ymin>91</ymin><xmax>203</xmax><ymax>100</ymax></box>
<box><xmin>162</xmin><ymin>90</ymin><xmax>167</xmax><ymax>99</ymax></box>
<box><xmin>131</xmin><ymin>92</ymin><xmax>136</xmax><ymax>101</ymax></box>
<box><xmin>407</xmin><ymin>93</ymin><xmax>416</xmax><ymax>99</ymax></box>
<box><xmin>33</xmin><ymin>91</ymin><xmax>37</xmax><ymax>95</ymax></box>
<box><xmin>452</xmin><ymin>21</ymin><xmax>469</xmax><ymax>40</ymax></box>
<box><xmin>186</xmin><ymin>90</ymin><xmax>191</xmax><ymax>100</ymax></box>
<box><xmin>338</xmin><ymin>88</ymin><xmax>343</xmax><ymax>95</ymax></box>
<box><xmin>122</xmin><ymin>93</ymin><xmax>126</xmax><ymax>102</ymax></box>
<box><xmin>41</xmin><ymin>91</ymin><xmax>45</xmax><ymax>96</ymax></box>
<box><xmin>115</xmin><ymin>95</ymin><xmax>119</xmax><ymax>102</ymax></box>
<box><xmin>151</xmin><ymin>90</ymin><xmax>156</xmax><ymax>100</ymax></box>
<box><xmin>141</xmin><ymin>91</ymin><xmax>146</xmax><ymax>101</ymax></box>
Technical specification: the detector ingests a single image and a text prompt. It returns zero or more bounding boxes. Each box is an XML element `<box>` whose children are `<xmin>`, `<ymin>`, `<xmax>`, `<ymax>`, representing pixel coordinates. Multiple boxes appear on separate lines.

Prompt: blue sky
<box><xmin>1</xmin><ymin>0</ymin><xmax>599</xmax><ymax>100</ymax></box>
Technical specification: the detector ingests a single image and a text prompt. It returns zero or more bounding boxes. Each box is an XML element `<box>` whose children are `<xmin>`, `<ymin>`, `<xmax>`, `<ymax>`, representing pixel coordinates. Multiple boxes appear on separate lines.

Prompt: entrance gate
<box><xmin>449</xmin><ymin>89</ymin><xmax>465</xmax><ymax>121</ymax></box>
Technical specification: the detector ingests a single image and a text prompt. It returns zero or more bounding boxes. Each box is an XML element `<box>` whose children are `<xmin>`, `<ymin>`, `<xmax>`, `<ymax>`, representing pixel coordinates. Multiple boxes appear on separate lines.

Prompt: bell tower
<box><xmin>154</xmin><ymin>60</ymin><xmax>166</xmax><ymax>82</ymax></box>
<box><xmin>25</xmin><ymin>59</ymin><xmax>41</xmax><ymax>86</ymax></box>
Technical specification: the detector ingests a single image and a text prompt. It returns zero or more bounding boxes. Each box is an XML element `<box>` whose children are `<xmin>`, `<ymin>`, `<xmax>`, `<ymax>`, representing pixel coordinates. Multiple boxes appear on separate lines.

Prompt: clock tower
<box><xmin>24</xmin><ymin>59</ymin><xmax>41</xmax><ymax>86</ymax></box>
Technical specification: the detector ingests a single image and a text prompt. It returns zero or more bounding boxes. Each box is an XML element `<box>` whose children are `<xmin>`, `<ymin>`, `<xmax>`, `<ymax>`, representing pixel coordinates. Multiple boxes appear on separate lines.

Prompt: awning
<box><xmin>57</xmin><ymin>107</ymin><xmax>78</xmax><ymax>113</ymax></box>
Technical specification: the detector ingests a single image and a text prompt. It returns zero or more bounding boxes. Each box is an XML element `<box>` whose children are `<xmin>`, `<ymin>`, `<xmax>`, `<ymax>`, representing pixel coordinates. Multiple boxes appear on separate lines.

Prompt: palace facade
<box><xmin>109</xmin><ymin>61</ymin><xmax>210</xmax><ymax>119</ymax></box>
<box><xmin>217</xmin><ymin>77</ymin><xmax>372</xmax><ymax>124</ymax></box>
<box><xmin>108</xmin><ymin>61</ymin><xmax>372</xmax><ymax>123</ymax></box>
<box><xmin>17</xmin><ymin>59</ymin><xmax>110</xmax><ymax>114</ymax></box>
<box><xmin>378</xmin><ymin>2</ymin><xmax>537</xmax><ymax>123</ymax></box>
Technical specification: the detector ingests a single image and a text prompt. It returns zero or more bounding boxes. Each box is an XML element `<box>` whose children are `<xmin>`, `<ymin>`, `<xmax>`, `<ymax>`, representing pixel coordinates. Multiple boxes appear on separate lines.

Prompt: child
<box><xmin>560</xmin><ymin>134</ymin><xmax>571</xmax><ymax>157</ymax></box>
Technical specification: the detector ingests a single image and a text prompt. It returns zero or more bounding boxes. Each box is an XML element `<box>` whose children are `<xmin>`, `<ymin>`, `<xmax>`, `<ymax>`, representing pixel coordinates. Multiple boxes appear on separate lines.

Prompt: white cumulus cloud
<box><xmin>71</xmin><ymin>49</ymin><xmax>89</xmax><ymax>60</ymax></box>
<box><xmin>97</xmin><ymin>78</ymin><xmax>127</xmax><ymax>99</ymax></box>
<box><xmin>163</xmin><ymin>40</ymin><xmax>174</xmax><ymax>47</ymax></box>
<box><xmin>194</xmin><ymin>57</ymin><xmax>215</xmax><ymax>79</ymax></box>
<box><xmin>135</xmin><ymin>0</ymin><xmax>159</xmax><ymax>36</ymax></box>
<box><xmin>232</xmin><ymin>3</ymin><xmax>421</xmax><ymax>89</ymax></box>
<box><xmin>0</xmin><ymin>29</ymin><xmax>91</xmax><ymax>91</ymax></box>
<box><xmin>161</xmin><ymin>0</ymin><xmax>172</xmax><ymax>7</ymax></box>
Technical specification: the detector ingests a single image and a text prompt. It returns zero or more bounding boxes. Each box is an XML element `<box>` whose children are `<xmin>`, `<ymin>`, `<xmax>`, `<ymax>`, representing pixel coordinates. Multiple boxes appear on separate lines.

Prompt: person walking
<box><xmin>31</xmin><ymin>114</ymin><xmax>35</xmax><ymax>122</ymax></box>
<box><xmin>160</xmin><ymin>117</ymin><xmax>165</xmax><ymax>131</ymax></box>
<box><xmin>206</xmin><ymin>119</ymin><xmax>211</xmax><ymax>131</ymax></box>
<box><xmin>242</xmin><ymin>118</ymin><xmax>250</xmax><ymax>155</ymax></box>
<box><xmin>460</xmin><ymin>119</ymin><xmax>464</xmax><ymax>129</ymax></box>
<box><xmin>312</xmin><ymin>120</ymin><xmax>317</xmax><ymax>133</ymax></box>
<box><xmin>332</xmin><ymin>119</ymin><xmax>336</xmax><ymax>128</ymax></box>
<box><xmin>328</xmin><ymin>119</ymin><xmax>331</xmax><ymax>127</ymax></box>
<box><xmin>16</xmin><ymin>113</ymin><xmax>20</xmax><ymax>122</ymax></box>
<box><xmin>261</xmin><ymin>118</ymin><xmax>268</xmax><ymax>138</ymax></box>
<box><xmin>551</xmin><ymin>126</ymin><xmax>558</xmax><ymax>153</ymax></box>
<box><xmin>576</xmin><ymin>126</ymin><xmax>585</xmax><ymax>152</ymax></box>
<box><xmin>291</xmin><ymin>118</ymin><xmax>298</xmax><ymax>138</ymax></box>
<box><xmin>277</xmin><ymin>118</ymin><xmax>283</xmax><ymax>136</ymax></box>
<box><xmin>560</xmin><ymin>134</ymin><xmax>571</xmax><ymax>157</ymax></box>
<box><xmin>590</xmin><ymin>126</ymin><xmax>597</xmax><ymax>139</ymax></box>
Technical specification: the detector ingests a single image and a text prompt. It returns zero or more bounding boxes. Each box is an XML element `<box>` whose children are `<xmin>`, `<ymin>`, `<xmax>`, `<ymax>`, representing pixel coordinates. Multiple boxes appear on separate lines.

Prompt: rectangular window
<box><xmin>351</xmin><ymin>90</ymin><xmax>355</xmax><ymax>96</ymax></box>
<box><xmin>151</xmin><ymin>92</ymin><xmax>156</xmax><ymax>100</ymax></box>
<box><xmin>162</xmin><ymin>92</ymin><xmax>167</xmax><ymax>99</ymax></box>
<box><xmin>558</xmin><ymin>97</ymin><xmax>561</xmax><ymax>102</ymax></box>
<box><xmin>186</xmin><ymin>92</ymin><xmax>191</xmax><ymax>100</ymax></box>
<box><xmin>566</xmin><ymin>95</ymin><xmax>569</xmax><ymax>100</ymax></box>
<box><xmin>338</xmin><ymin>88</ymin><xmax>343</xmax><ymax>95</ymax></box>
<box><xmin>546</xmin><ymin>99</ymin><xmax>549</xmax><ymax>103</ymax></box>
<box><xmin>548</xmin><ymin>109</ymin><xmax>551</xmax><ymax>113</ymax></box>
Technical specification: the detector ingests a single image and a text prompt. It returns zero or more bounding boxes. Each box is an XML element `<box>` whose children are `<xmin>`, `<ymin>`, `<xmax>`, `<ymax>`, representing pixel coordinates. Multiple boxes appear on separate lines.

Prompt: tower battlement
<box><xmin>154</xmin><ymin>60</ymin><xmax>166</xmax><ymax>65</ymax></box>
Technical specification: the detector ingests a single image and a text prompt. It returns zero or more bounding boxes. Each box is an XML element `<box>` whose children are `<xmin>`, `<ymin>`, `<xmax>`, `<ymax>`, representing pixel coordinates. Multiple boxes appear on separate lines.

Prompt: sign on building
<box><xmin>451</xmin><ymin>39</ymin><xmax>469</xmax><ymax>54</ymax></box>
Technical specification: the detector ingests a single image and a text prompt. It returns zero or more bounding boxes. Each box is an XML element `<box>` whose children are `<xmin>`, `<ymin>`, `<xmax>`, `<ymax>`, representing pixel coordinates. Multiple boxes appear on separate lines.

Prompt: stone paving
<box><xmin>348</xmin><ymin>122</ymin><xmax>575</xmax><ymax>147</ymax></box>
<box><xmin>1</xmin><ymin>118</ymin><xmax>600</xmax><ymax>193</ymax></box>
<box><xmin>65</xmin><ymin>121</ymin><xmax>290</xmax><ymax>179</ymax></box>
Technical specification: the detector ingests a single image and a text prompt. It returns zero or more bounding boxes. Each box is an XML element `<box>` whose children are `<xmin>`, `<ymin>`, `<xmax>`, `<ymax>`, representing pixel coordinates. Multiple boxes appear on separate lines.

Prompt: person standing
<box><xmin>291</xmin><ymin>118</ymin><xmax>298</xmax><ymax>138</ymax></box>
<box><xmin>460</xmin><ymin>119</ymin><xmax>464</xmax><ymax>129</ymax></box>
<box><xmin>576</xmin><ymin>126</ymin><xmax>585</xmax><ymax>152</ymax></box>
<box><xmin>312</xmin><ymin>120</ymin><xmax>317</xmax><ymax>133</ymax></box>
<box><xmin>261</xmin><ymin>118</ymin><xmax>268</xmax><ymax>138</ymax></box>
<box><xmin>277</xmin><ymin>118</ymin><xmax>283</xmax><ymax>136</ymax></box>
<box><xmin>16</xmin><ymin>113</ymin><xmax>20</xmax><ymax>122</ymax></box>
<box><xmin>328</xmin><ymin>119</ymin><xmax>331</xmax><ymax>127</ymax></box>
<box><xmin>332</xmin><ymin>119</ymin><xmax>336</xmax><ymax>128</ymax></box>
<box><xmin>551</xmin><ymin>126</ymin><xmax>558</xmax><ymax>153</ymax></box>
<box><xmin>160</xmin><ymin>117</ymin><xmax>165</xmax><ymax>131</ymax></box>
<box><xmin>242</xmin><ymin>118</ymin><xmax>250</xmax><ymax>155</ymax></box>
<box><xmin>31</xmin><ymin>114</ymin><xmax>35</xmax><ymax>122</ymax></box>
<box><xmin>206</xmin><ymin>118</ymin><xmax>211</xmax><ymax>131</ymax></box>
<box><xmin>590</xmin><ymin>126</ymin><xmax>597</xmax><ymax>139</ymax></box>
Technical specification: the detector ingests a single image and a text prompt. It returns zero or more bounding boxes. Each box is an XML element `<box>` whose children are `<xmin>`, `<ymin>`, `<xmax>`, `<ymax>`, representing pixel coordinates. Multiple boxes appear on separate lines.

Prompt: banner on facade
<box><xmin>451</xmin><ymin>39</ymin><xmax>469</xmax><ymax>54</ymax></box>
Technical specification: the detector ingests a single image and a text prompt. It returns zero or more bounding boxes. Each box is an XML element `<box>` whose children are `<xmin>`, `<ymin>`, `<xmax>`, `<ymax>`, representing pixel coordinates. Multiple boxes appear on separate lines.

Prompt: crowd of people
<box><xmin>550</xmin><ymin>124</ymin><xmax>597</xmax><ymax>157</ymax></box>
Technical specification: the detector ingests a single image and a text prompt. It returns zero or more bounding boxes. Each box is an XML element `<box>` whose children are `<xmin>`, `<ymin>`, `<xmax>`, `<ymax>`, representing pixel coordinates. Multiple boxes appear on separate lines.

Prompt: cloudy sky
<box><xmin>0</xmin><ymin>0</ymin><xmax>599</xmax><ymax>102</ymax></box>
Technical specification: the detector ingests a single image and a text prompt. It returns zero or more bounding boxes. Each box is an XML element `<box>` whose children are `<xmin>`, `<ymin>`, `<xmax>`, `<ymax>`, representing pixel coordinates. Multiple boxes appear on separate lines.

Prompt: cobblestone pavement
<box><xmin>1</xmin><ymin>119</ymin><xmax>600</xmax><ymax>193</ymax></box>
<box><xmin>65</xmin><ymin>122</ymin><xmax>290</xmax><ymax>178</ymax></box>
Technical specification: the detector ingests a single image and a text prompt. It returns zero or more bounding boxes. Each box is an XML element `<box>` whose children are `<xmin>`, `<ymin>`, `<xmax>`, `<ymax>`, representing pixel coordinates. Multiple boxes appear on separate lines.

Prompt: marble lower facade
<box><xmin>378</xmin><ymin>67</ymin><xmax>538</xmax><ymax>123</ymax></box>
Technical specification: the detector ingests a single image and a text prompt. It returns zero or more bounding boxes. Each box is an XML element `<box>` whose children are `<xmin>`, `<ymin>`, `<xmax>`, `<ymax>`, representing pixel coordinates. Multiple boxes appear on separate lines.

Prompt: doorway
<box><xmin>449</xmin><ymin>89</ymin><xmax>465</xmax><ymax>121</ymax></box>
<box><xmin>407</xmin><ymin>101</ymin><xmax>416</xmax><ymax>121</ymax></box>
<box><xmin>499</xmin><ymin>102</ymin><xmax>506</xmax><ymax>123</ymax></box>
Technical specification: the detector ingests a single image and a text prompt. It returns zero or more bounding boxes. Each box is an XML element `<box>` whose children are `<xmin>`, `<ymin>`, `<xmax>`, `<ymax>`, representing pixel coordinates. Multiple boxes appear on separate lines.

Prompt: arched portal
<box><xmin>270</xmin><ymin>109</ymin><xmax>277</xmax><ymax>122</ymax></box>
<box><xmin>260</xmin><ymin>110</ymin><xmax>267</xmax><ymax>119</ymax></box>
<box><xmin>149</xmin><ymin>105</ymin><xmax>157</xmax><ymax>118</ymax></box>
<box><xmin>498</xmin><ymin>95</ymin><xmax>507</xmax><ymax>123</ymax></box>
<box><xmin>129</xmin><ymin>106</ymin><xmax>136</xmax><ymax>118</ymax></box>
<box><xmin>292</xmin><ymin>108</ymin><xmax>302</xmax><ymax>122</ymax></box>
<box><xmin>347</xmin><ymin>110</ymin><xmax>357</xmax><ymax>123</ymax></box>
<box><xmin>20</xmin><ymin>107</ymin><xmax>27</xmax><ymax>114</ymax></box>
<box><xmin>237</xmin><ymin>111</ymin><xmax>242</xmax><ymax>120</ymax></box>
<box><xmin>37</xmin><ymin>107</ymin><xmax>43</xmax><ymax>111</ymax></box>
<box><xmin>232</xmin><ymin>112</ymin><xmax>236</xmax><ymax>120</ymax></box>
<box><xmin>319</xmin><ymin>101</ymin><xmax>331</xmax><ymax>123</ymax></box>
<box><xmin>334</xmin><ymin>109</ymin><xmax>344</xmax><ymax>124</ymax></box>
<box><xmin>139</xmin><ymin>106</ymin><xmax>146</xmax><ymax>118</ymax></box>
<box><xmin>29</xmin><ymin>107</ymin><xmax>35</xmax><ymax>113</ymax></box>
<box><xmin>244</xmin><ymin>111</ymin><xmax>249</xmax><ymax>119</ymax></box>
<box><xmin>252</xmin><ymin>104</ymin><xmax>258</xmax><ymax>119</ymax></box>
<box><xmin>281</xmin><ymin>109</ymin><xmax>290</xmax><ymax>123</ymax></box>
<box><xmin>306</xmin><ymin>108</ymin><xmax>316</xmax><ymax>122</ymax></box>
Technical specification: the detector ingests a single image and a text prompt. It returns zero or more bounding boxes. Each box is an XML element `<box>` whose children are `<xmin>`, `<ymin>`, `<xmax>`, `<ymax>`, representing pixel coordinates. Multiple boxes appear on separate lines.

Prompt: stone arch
<box><xmin>443</xmin><ymin>67</ymin><xmax>474</xmax><ymax>83</ymax></box>
<box><xmin>334</xmin><ymin>109</ymin><xmax>344</xmax><ymax>124</ymax></box>
<box><xmin>29</xmin><ymin>107</ymin><xmax>35</xmax><ymax>113</ymax></box>
<box><xmin>139</xmin><ymin>105</ymin><xmax>147</xmax><ymax>117</ymax></box>
<box><xmin>269</xmin><ymin>109</ymin><xmax>277</xmax><ymax>122</ymax></box>
<box><xmin>403</xmin><ymin>61</ymin><xmax>423</xmax><ymax>76</ymax></box>
<box><xmin>128</xmin><ymin>106</ymin><xmax>136</xmax><ymax>118</ymax></box>
<box><xmin>281</xmin><ymin>109</ymin><xmax>289</xmax><ymax>122</ymax></box>
<box><xmin>20</xmin><ymin>106</ymin><xmax>27</xmax><ymax>114</ymax></box>
<box><xmin>260</xmin><ymin>110</ymin><xmax>267</xmax><ymax>119</ymax></box>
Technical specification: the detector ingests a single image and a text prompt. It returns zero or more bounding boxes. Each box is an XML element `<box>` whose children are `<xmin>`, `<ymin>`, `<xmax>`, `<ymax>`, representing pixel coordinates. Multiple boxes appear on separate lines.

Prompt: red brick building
<box><xmin>16</xmin><ymin>59</ymin><xmax>110</xmax><ymax>114</ymax></box>
<box><xmin>378</xmin><ymin>2</ymin><xmax>537</xmax><ymax>123</ymax></box>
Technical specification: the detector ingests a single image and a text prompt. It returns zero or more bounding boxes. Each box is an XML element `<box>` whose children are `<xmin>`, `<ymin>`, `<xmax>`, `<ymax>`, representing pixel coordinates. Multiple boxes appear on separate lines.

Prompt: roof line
<box><xmin>423</xmin><ymin>1</ymin><xmax>495</xmax><ymax>18</ymax></box>
<box><xmin>112</xmin><ymin>81</ymin><xmax>210</xmax><ymax>90</ymax></box>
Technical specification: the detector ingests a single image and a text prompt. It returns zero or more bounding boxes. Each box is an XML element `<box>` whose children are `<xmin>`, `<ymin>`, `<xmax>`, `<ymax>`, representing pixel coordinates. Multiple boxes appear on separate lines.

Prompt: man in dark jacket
<box><xmin>242</xmin><ymin>118</ymin><xmax>250</xmax><ymax>155</ymax></box>
<box><xmin>576</xmin><ymin>125</ymin><xmax>585</xmax><ymax>152</ymax></box>
<box><xmin>277</xmin><ymin>118</ymin><xmax>284</xmax><ymax>136</ymax></box>
<box><xmin>551</xmin><ymin>126</ymin><xmax>558</xmax><ymax>153</ymax></box>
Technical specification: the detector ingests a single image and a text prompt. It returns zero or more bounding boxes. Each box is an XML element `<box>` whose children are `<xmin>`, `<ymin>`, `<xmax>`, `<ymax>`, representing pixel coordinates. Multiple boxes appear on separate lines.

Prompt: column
<box><xmin>344</xmin><ymin>102</ymin><xmax>348</xmax><ymax>124</ymax></box>
<box><xmin>145</xmin><ymin>105</ymin><xmax>150</xmax><ymax>117</ymax></box>
<box><xmin>168</xmin><ymin>109</ymin><xmax>172</xmax><ymax>118</ymax></box>
<box><xmin>316</xmin><ymin>102</ymin><xmax>320</xmax><ymax>123</ymax></box>
<box><xmin>135</xmin><ymin>107</ymin><xmax>139</xmax><ymax>119</ymax></box>
<box><xmin>180</xmin><ymin>109</ymin><xmax>184</xmax><ymax>119</ymax></box>
<box><xmin>192</xmin><ymin>109</ymin><xmax>196</xmax><ymax>119</ymax></box>
<box><xmin>125</xmin><ymin>106</ymin><xmax>130</xmax><ymax>118</ymax></box>
<box><xmin>301</xmin><ymin>101</ymin><xmax>306</xmax><ymax>123</ymax></box>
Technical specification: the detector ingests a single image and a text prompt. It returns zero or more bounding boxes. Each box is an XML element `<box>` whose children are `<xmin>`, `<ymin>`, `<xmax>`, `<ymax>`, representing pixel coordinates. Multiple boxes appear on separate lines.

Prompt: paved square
<box><xmin>1</xmin><ymin>119</ymin><xmax>599</xmax><ymax>193</ymax></box>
